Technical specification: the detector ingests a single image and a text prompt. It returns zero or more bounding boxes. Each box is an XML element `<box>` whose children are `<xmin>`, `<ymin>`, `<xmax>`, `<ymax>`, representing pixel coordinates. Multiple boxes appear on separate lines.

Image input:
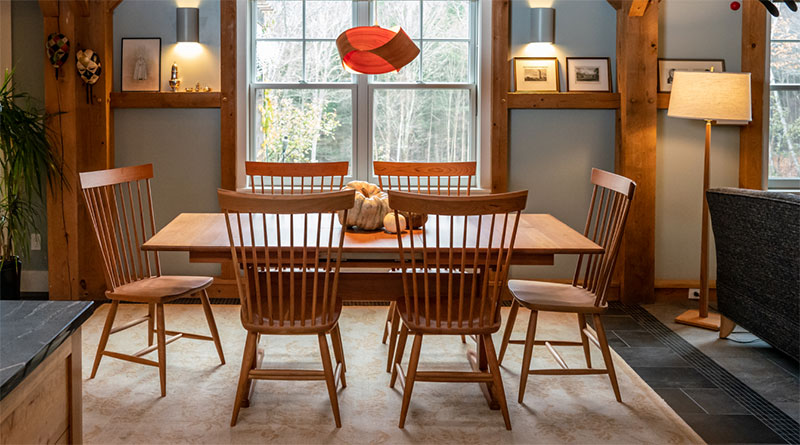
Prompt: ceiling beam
<box><xmin>629</xmin><ymin>0</ymin><xmax>649</xmax><ymax>16</ymax></box>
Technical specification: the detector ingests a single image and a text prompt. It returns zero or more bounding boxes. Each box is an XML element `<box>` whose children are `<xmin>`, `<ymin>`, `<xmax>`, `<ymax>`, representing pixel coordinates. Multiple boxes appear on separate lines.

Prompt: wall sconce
<box><xmin>530</xmin><ymin>8</ymin><xmax>555</xmax><ymax>44</ymax></box>
<box><xmin>177</xmin><ymin>7</ymin><xmax>199</xmax><ymax>43</ymax></box>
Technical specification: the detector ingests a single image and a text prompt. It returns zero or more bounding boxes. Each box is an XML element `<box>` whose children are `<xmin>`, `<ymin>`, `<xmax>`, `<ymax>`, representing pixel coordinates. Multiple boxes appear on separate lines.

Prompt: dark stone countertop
<box><xmin>0</xmin><ymin>300</ymin><xmax>96</xmax><ymax>400</ymax></box>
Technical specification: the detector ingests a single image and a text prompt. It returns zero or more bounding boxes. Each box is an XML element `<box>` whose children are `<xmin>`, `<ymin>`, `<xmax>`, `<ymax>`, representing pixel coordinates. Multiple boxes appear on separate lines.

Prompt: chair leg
<box><xmin>390</xmin><ymin>324</ymin><xmax>409</xmax><ymax>388</ymax></box>
<box><xmin>199</xmin><ymin>289</ymin><xmax>225</xmax><ymax>365</ymax></box>
<box><xmin>231</xmin><ymin>331</ymin><xmax>258</xmax><ymax>426</ymax></box>
<box><xmin>385</xmin><ymin>306</ymin><xmax>400</xmax><ymax>372</ymax></box>
<box><xmin>518</xmin><ymin>310</ymin><xmax>538</xmax><ymax>404</ymax></box>
<box><xmin>461</xmin><ymin>335</ymin><xmax>467</xmax><ymax>344</ymax></box>
<box><xmin>577</xmin><ymin>314</ymin><xmax>592</xmax><ymax>368</ymax></box>
<box><xmin>483</xmin><ymin>334</ymin><xmax>512</xmax><ymax>430</ymax></box>
<box><xmin>155</xmin><ymin>303</ymin><xmax>168</xmax><ymax>397</ymax></box>
<box><xmin>330</xmin><ymin>324</ymin><xmax>347</xmax><ymax>388</ymax></box>
<box><xmin>593</xmin><ymin>314</ymin><xmax>622</xmax><ymax>402</ymax></box>
<box><xmin>398</xmin><ymin>333</ymin><xmax>423</xmax><ymax>429</ymax></box>
<box><xmin>90</xmin><ymin>300</ymin><xmax>119</xmax><ymax>379</ymax></box>
<box><xmin>319</xmin><ymin>333</ymin><xmax>342</xmax><ymax>428</ymax></box>
<box><xmin>382</xmin><ymin>301</ymin><xmax>396</xmax><ymax>344</ymax></box>
<box><xmin>147</xmin><ymin>303</ymin><xmax>155</xmax><ymax>346</ymax></box>
<box><xmin>498</xmin><ymin>300</ymin><xmax>520</xmax><ymax>365</ymax></box>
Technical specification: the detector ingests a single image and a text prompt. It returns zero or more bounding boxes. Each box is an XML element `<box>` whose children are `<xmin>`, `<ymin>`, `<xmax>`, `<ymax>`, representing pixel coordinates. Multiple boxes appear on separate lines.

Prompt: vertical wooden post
<box><xmin>613</xmin><ymin>0</ymin><xmax>658</xmax><ymax>304</ymax></box>
<box><xmin>220</xmin><ymin>0</ymin><xmax>237</xmax><ymax>191</ymax></box>
<box><xmin>490</xmin><ymin>0</ymin><xmax>509</xmax><ymax>193</ymax></box>
<box><xmin>739</xmin><ymin>0</ymin><xmax>767</xmax><ymax>190</ymax></box>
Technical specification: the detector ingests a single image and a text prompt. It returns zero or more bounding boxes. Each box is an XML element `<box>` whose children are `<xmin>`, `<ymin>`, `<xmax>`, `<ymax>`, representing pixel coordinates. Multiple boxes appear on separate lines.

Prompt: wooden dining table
<box><xmin>143</xmin><ymin>212</ymin><xmax>602</xmax><ymax>410</ymax></box>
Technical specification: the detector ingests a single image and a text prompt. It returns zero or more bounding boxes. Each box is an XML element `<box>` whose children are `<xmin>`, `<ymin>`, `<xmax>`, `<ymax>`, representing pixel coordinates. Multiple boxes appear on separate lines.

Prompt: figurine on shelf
<box><xmin>194</xmin><ymin>82</ymin><xmax>201</xmax><ymax>92</ymax></box>
<box><xmin>168</xmin><ymin>62</ymin><xmax>181</xmax><ymax>92</ymax></box>
<box><xmin>204</xmin><ymin>85</ymin><xmax>212</xmax><ymax>92</ymax></box>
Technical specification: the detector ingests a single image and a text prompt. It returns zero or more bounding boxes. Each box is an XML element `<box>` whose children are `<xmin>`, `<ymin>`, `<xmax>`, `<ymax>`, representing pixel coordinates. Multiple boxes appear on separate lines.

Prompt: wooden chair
<box><xmin>374</xmin><ymin>161</ymin><xmax>477</xmax><ymax>372</ymax></box>
<box><xmin>245</xmin><ymin>161</ymin><xmax>348</xmax><ymax>194</ymax></box>
<box><xmin>219</xmin><ymin>188</ymin><xmax>355</xmax><ymax>428</ymax></box>
<box><xmin>386</xmin><ymin>189</ymin><xmax>528</xmax><ymax>430</ymax></box>
<box><xmin>80</xmin><ymin>164</ymin><xmax>225</xmax><ymax>397</ymax></box>
<box><xmin>497</xmin><ymin>168</ymin><xmax>635</xmax><ymax>404</ymax></box>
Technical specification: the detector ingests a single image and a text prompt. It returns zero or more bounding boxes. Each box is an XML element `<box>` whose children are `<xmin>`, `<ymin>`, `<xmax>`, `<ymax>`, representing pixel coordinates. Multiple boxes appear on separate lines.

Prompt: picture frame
<box><xmin>513</xmin><ymin>57</ymin><xmax>560</xmax><ymax>92</ymax></box>
<box><xmin>658</xmin><ymin>59</ymin><xmax>725</xmax><ymax>93</ymax></box>
<box><xmin>121</xmin><ymin>38</ymin><xmax>161</xmax><ymax>92</ymax></box>
<box><xmin>566</xmin><ymin>57</ymin><xmax>612</xmax><ymax>92</ymax></box>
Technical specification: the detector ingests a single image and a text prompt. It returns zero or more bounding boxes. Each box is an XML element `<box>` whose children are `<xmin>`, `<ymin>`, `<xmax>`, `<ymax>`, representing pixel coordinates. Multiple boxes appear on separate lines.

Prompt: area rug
<box><xmin>81</xmin><ymin>304</ymin><xmax>704</xmax><ymax>444</ymax></box>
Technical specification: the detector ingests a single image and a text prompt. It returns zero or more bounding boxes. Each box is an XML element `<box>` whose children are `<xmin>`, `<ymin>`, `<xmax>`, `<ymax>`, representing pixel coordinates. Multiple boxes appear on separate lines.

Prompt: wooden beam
<box><xmin>220</xmin><ymin>0</ymin><xmax>237</xmax><ymax>190</ymax></box>
<box><xmin>629</xmin><ymin>0</ymin><xmax>649</xmax><ymax>16</ymax></box>
<box><xmin>71</xmin><ymin>0</ymin><xmax>89</xmax><ymax>16</ymax></box>
<box><xmin>739</xmin><ymin>0</ymin><xmax>767</xmax><ymax>190</ymax></box>
<box><xmin>490</xmin><ymin>0</ymin><xmax>510</xmax><ymax>193</ymax></box>
<box><xmin>108</xmin><ymin>0</ymin><xmax>124</xmax><ymax>11</ymax></box>
<box><xmin>38</xmin><ymin>0</ymin><xmax>58</xmax><ymax>17</ymax></box>
<box><xmin>110</xmin><ymin>92</ymin><xmax>221</xmax><ymax>109</ymax></box>
<box><xmin>507</xmin><ymin>92</ymin><xmax>620</xmax><ymax>109</ymax></box>
<box><xmin>614</xmin><ymin>0</ymin><xmax>658</xmax><ymax>305</ymax></box>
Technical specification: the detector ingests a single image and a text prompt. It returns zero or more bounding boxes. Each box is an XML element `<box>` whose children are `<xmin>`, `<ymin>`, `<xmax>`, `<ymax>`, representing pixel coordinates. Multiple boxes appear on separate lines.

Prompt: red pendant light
<box><xmin>336</xmin><ymin>26</ymin><xmax>419</xmax><ymax>75</ymax></box>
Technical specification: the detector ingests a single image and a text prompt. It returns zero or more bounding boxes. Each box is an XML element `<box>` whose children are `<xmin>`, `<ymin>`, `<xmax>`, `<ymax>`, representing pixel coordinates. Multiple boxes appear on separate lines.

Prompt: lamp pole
<box><xmin>700</xmin><ymin>119</ymin><xmax>712</xmax><ymax>319</ymax></box>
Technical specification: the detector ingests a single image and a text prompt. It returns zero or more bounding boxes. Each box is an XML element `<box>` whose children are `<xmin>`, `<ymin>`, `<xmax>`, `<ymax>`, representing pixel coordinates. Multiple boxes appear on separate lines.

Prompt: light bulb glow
<box><xmin>175</xmin><ymin>42</ymin><xmax>203</xmax><ymax>58</ymax></box>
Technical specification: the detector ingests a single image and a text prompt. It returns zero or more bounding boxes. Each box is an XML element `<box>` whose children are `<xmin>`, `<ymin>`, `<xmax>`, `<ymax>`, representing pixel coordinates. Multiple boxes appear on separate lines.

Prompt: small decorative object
<box><xmin>76</xmin><ymin>49</ymin><xmax>102</xmax><ymax>104</ymax></box>
<box><xmin>401</xmin><ymin>212</ymin><xmax>428</xmax><ymax>229</ymax></box>
<box><xmin>336</xmin><ymin>26</ymin><xmax>419</xmax><ymax>75</ymax></box>
<box><xmin>730</xmin><ymin>1</ymin><xmax>741</xmax><ymax>10</ymax></box>
<box><xmin>657</xmin><ymin>59</ymin><xmax>725</xmax><ymax>93</ymax></box>
<box><xmin>184</xmin><ymin>87</ymin><xmax>193</xmax><ymax>92</ymax></box>
<box><xmin>45</xmin><ymin>33</ymin><xmax>70</xmax><ymax>79</ymax></box>
<box><xmin>168</xmin><ymin>62</ymin><xmax>181</xmax><ymax>92</ymax></box>
<box><xmin>513</xmin><ymin>57</ymin><xmax>559</xmax><ymax>92</ymax></box>
<box><xmin>566</xmin><ymin>57</ymin><xmax>611</xmax><ymax>92</ymax></box>
<box><xmin>383</xmin><ymin>213</ymin><xmax>406</xmax><ymax>234</ymax></box>
<box><xmin>121</xmin><ymin>38</ymin><xmax>161</xmax><ymax>92</ymax></box>
<box><xmin>194</xmin><ymin>82</ymin><xmax>201</xmax><ymax>92</ymax></box>
<box><xmin>204</xmin><ymin>85</ymin><xmax>212</xmax><ymax>92</ymax></box>
<box><xmin>337</xmin><ymin>181</ymin><xmax>390</xmax><ymax>230</ymax></box>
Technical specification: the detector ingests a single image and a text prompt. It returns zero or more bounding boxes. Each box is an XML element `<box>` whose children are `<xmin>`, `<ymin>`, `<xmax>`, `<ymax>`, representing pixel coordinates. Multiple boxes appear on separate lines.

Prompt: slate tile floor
<box><xmin>592</xmin><ymin>303</ymin><xmax>799</xmax><ymax>444</ymax></box>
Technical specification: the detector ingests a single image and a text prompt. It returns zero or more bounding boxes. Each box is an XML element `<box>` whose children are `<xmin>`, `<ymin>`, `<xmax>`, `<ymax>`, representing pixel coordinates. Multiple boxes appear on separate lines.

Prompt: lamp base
<box><xmin>674</xmin><ymin>309</ymin><xmax>721</xmax><ymax>331</ymax></box>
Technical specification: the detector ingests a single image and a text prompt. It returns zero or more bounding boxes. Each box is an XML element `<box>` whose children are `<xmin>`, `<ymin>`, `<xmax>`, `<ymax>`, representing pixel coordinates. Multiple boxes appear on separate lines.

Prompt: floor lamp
<box><xmin>667</xmin><ymin>71</ymin><xmax>752</xmax><ymax>331</ymax></box>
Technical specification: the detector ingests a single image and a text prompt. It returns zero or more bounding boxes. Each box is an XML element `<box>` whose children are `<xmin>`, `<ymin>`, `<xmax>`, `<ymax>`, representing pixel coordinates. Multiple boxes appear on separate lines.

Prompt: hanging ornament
<box><xmin>336</xmin><ymin>26</ymin><xmax>419</xmax><ymax>75</ymax></box>
<box><xmin>76</xmin><ymin>49</ymin><xmax>102</xmax><ymax>104</ymax></box>
<box><xmin>46</xmin><ymin>33</ymin><xmax>70</xmax><ymax>79</ymax></box>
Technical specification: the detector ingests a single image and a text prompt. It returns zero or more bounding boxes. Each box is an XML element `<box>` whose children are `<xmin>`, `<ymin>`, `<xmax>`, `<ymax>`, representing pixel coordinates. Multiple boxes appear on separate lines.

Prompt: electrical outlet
<box><xmin>31</xmin><ymin>233</ymin><xmax>41</xmax><ymax>251</ymax></box>
<box><xmin>688</xmin><ymin>288</ymin><xmax>700</xmax><ymax>300</ymax></box>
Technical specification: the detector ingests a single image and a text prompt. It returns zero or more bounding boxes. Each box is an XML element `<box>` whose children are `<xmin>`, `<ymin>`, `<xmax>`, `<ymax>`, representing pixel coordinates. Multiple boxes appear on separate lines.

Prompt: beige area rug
<box><xmin>81</xmin><ymin>304</ymin><xmax>703</xmax><ymax>444</ymax></box>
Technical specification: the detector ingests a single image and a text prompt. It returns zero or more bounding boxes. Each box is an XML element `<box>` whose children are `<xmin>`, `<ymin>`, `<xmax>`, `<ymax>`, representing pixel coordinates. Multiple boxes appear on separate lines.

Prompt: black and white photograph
<box><xmin>658</xmin><ymin>59</ymin><xmax>725</xmax><ymax>92</ymax></box>
<box><xmin>121</xmin><ymin>38</ymin><xmax>161</xmax><ymax>92</ymax></box>
<box><xmin>566</xmin><ymin>57</ymin><xmax>612</xmax><ymax>92</ymax></box>
<box><xmin>524</xmin><ymin>67</ymin><xmax>547</xmax><ymax>82</ymax></box>
<box><xmin>513</xmin><ymin>57</ymin><xmax>559</xmax><ymax>92</ymax></box>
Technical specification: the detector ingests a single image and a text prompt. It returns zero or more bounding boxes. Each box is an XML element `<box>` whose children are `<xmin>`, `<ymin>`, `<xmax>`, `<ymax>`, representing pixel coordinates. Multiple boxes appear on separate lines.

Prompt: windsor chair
<box><xmin>245</xmin><ymin>161</ymin><xmax>348</xmax><ymax>194</ymax></box>
<box><xmin>80</xmin><ymin>164</ymin><xmax>225</xmax><ymax>397</ymax></box>
<box><xmin>373</xmin><ymin>161</ymin><xmax>477</xmax><ymax>371</ymax></box>
<box><xmin>386</xmin><ymin>189</ymin><xmax>527</xmax><ymax>430</ymax></box>
<box><xmin>498</xmin><ymin>168</ymin><xmax>635</xmax><ymax>404</ymax></box>
<box><xmin>219</xmin><ymin>189</ymin><xmax>355</xmax><ymax>428</ymax></box>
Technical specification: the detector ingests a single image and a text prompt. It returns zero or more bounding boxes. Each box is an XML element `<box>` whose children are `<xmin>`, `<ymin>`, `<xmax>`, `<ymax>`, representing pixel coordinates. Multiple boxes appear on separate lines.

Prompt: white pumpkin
<box><xmin>337</xmin><ymin>181</ymin><xmax>390</xmax><ymax>230</ymax></box>
<box><xmin>383</xmin><ymin>212</ymin><xmax>406</xmax><ymax>234</ymax></box>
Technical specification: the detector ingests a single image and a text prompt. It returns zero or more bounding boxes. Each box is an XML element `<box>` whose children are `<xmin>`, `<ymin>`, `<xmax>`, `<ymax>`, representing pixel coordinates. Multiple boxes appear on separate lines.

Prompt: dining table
<box><xmin>142</xmin><ymin>212</ymin><xmax>602</xmax><ymax>410</ymax></box>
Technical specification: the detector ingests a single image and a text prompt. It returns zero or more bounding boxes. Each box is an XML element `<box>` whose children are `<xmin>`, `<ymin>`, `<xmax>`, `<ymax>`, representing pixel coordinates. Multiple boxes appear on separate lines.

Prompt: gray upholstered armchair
<box><xmin>707</xmin><ymin>188</ymin><xmax>800</xmax><ymax>361</ymax></box>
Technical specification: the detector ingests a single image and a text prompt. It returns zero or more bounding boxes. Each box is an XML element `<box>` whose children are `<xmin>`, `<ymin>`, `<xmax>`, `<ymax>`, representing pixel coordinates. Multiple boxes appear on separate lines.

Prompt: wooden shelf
<box><xmin>110</xmin><ymin>92</ymin><xmax>221</xmax><ymax>109</ymax></box>
<box><xmin>507</xmin><ymin>92</ymin><xmax>621</xmax><ymax>110</ymax></box>
<box><xmin>657</xmin><ymin>92</ymin><xmax>670</xmax><ymax>110</ymax></box>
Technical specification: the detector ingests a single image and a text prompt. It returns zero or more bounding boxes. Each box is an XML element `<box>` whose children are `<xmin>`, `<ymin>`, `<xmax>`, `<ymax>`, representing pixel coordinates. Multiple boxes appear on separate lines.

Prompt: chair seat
<box><xmin>396</xmin><ymin>299</ymin><xmax>502</xmax><ymax>334</ymax></box>
<box><xmin>107</xmin><ymin>275</ymin><xmax>213</xmax><ymax>303</ymax></box>
<box><xmin>507</xmin><ymin>280</ymin><xmax>606</xmax><ymax>314</ymax></box>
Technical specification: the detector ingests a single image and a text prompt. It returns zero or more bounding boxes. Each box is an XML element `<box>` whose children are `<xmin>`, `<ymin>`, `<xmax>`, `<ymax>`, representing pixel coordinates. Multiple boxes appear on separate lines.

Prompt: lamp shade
<box><xmin>336</xmin><ymin>26</ymin><xmax>419</xmax><ymax>75</ymax></box>
<box><xmin>530</xmin><ymin>8</ymin><xmax>555</xmax><ymax>43</ymax></box>
<box><xmin>177</xmin><ymin>7</ymin><xmax>199</xmax><ymax>43</ymax></box>
<box><xmin>668</xmin><ymin>72</ymin><xmax>752</xmax><ymax>122</ymax></box>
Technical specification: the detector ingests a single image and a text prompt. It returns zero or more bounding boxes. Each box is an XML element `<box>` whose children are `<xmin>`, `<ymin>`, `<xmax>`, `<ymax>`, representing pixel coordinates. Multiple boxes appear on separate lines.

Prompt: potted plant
<box><xmin>0</xmin><ymin>70</ymin><xmax>65</xmax><ymax>299</ymax></box>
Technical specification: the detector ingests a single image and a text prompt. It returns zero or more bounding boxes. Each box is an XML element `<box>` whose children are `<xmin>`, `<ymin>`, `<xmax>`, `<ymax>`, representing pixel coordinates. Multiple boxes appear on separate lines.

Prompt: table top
<box><xmin>143</xmin><ymin>213</ymin><xmax>602</xmax><ymax>258</ymax></box>
<box><xmin>0</xmin><ymin>300</ymin><xmax>96</xmax><ymax>400</ymax></box>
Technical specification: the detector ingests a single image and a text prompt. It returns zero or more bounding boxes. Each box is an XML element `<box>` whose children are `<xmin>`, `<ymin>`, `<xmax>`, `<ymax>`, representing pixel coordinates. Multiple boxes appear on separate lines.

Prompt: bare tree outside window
<box><xmin>769</xmin><ymin>4</ymin><xmax>800</xmax><ymax>184</ymax></box>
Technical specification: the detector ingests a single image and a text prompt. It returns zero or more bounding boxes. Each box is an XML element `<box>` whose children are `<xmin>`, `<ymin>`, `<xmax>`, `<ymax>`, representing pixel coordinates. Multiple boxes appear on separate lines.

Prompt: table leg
<box><xmin>466</xmin><ymin>335</ymin><xmax>500</xmax><ymax>410</ymax></box>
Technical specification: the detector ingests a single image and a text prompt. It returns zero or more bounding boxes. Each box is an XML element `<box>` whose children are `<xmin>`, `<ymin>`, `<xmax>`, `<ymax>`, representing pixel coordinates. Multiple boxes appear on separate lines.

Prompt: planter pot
<box><xmin>1</xmin><ymin>257</ymin><xmax>22</xmax><ymax>300</ymax></box>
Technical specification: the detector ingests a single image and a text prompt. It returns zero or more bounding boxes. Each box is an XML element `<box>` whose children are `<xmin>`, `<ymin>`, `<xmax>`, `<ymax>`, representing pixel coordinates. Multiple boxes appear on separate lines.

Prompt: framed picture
<box><xmin>658</xmin><ymin>59</ymin><xmax>725</xmax><ymax>93</ymax></box>
<box><xmin>121</xmin><ymin>38</ymin><xmax>161</xmax><ymax>92</ymax></box>
<box><xmin>566</xmin><ymin>57</ymin><xmax>612</xmax><ymax>92</ymax></box>
<box><xmin>513</xmin><ymin>57</ymin><xmax>560</xmax><ymax>92</ymax></box>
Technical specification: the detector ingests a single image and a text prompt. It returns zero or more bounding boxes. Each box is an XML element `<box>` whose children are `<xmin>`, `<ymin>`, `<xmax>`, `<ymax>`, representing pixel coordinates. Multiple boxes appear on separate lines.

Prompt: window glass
<box><xmin>768</xmin><ymin>4</ymin><xmax>800</xmax><ymax>183</ymax></box>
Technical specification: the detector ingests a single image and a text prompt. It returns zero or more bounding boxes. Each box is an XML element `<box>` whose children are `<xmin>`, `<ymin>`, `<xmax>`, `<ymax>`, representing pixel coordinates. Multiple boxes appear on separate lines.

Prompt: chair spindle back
<box><xmin>218</xmin><ymin>189</ymin><xmax>356</xmax><ymax>329</ymax></box>
<box><xmin>571</xmin><ymin>168</ymin><xmax>636</xmax><ymax>307</ymax></box>
<box><xmin>374</xmin><ymin>161</ymin><xmax>476</xmax><ymax>196</ymax></box>
<box><xmin>79</xmin><ymin>164</ymin><xmax>161</xmax><ymax>292</ymax></box>
<box><xmin>387</xmin><ymin>190</ymin><xmax>528</xmax><ymax>330</ymax></box>
<box><xmin>246</xmin><ymin>161</ymin><xmax>348</xmax><ymax>194</ymax></box>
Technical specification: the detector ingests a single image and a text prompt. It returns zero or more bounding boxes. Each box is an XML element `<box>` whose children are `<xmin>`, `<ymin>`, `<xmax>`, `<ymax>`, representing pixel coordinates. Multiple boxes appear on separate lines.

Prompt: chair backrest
<box><xmin>218</xmin><ymin>189</ymin><xmax>356</xmax><ymax>329</ymax></box>
<box><xmin>387</xmin><ymin>190</ymin><xmax>528</xmax><ymax>331</ymax></box>
<box><xmin>374</xmin><ymin>161</ymin><xmax>476</xmax><ymax>196</ymax></box>
<box><xmin>571</xmin><ymin>168</ymin><xmax>636</xmax><ymax>307</ymax></box>
<box><xmin>79</xmin><ymin>164</ymin><xmax>160</xmax><ymax>292</ymax></box>
<box><xmin>245</xmin><ymin>161</ymin><xmax>348</xmax><ymax>194</ymax></box>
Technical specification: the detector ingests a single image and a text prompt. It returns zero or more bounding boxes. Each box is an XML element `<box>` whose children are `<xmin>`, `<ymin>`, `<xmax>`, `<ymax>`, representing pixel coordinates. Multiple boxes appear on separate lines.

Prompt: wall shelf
<box><xmin>507</xmin><ymin>92</ymin><xmax>621</xmax><ymax>110</ymax></box>
<box><xmin>110</xmin><ymin>92</ymin><xmax>221</xmax><ymax>109</ymax></box>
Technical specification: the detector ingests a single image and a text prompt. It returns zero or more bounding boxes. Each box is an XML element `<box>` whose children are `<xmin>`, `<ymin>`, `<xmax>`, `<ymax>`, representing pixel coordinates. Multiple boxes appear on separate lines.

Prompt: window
<box><xmin>249</xmin><ymin>0</ymin><xmax>479</xmax><ymax>182</ymax></box>
<box><xmin>768</xmin><ymin>4</ymin><xmax>800</xmax><ymax>189</ymax></box>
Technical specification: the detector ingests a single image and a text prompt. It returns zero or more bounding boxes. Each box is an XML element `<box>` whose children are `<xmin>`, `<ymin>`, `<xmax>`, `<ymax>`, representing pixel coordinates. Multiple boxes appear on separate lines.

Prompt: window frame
<box><xmin>767</xmin><ymin>20</ymin><xmax>800</xmax><ymax>190</ymax></box>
